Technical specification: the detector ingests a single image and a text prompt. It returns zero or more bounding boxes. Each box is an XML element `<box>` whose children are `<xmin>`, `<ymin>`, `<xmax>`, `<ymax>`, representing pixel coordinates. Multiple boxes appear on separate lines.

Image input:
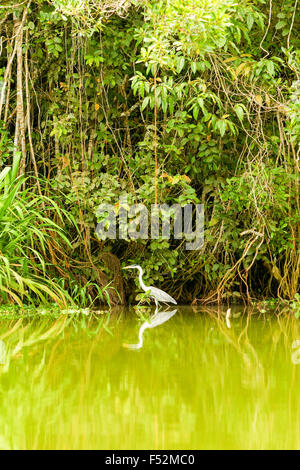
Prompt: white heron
<box><xmin>122</xmin><ymin>264</ymin><xmax>177</xmax><ymax>308</ymax></box>
<box><xmin>123</xmin><ymin>308</ymin><xmax>177</xmax><ymax>350</ymax></box>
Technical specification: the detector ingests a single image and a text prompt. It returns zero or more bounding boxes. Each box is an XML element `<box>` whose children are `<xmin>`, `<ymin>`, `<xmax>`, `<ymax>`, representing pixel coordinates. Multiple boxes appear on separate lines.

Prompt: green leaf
<box><xmin>266</xmin><ymin>61</ymin><xmax>275</xmax><ymax>76</ymax></box>
<box><xmin>275</xmin><ymin>20</ymin><xmax>287</xmax><ymax>30</ymax></box>
<box><xmin>234</xmin><ymin>104</ymin><xmax>244</xmax><ymax>123</ymax></box>
<box><xmin>191</xmin><ymin>62</ymin><xmax>197</xmax><ymax>74</ymax></box>
<box><xmin>193</xmin><ymin>106</ymin><xmax>199</xmax><ymax>120</ymax></box>
<box><xmin>141</xmin><ymin>97</ymin><xmax>149</xmax><ymax>111</ymax></box>
<box><xmin>176</xmin><ymin>56</ymin><xmax>185</xmax><ymax>73</ymax></box>
<box><xmin>217</xmin><ymin>120</ymin><xmax>226</xmax><ymax>137</ymax></box>
<box><xmin>247</xmin><ymin>14</ymin><xmax>254</xmax><ymax>31</ymax></box>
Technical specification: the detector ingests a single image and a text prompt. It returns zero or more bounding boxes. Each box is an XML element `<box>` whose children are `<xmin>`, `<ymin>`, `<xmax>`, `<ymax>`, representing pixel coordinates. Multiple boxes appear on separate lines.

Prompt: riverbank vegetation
<box><xmin>0</xmin><ymin>0</ymin><xmax>299</xmax><ymax>306</ymax></box>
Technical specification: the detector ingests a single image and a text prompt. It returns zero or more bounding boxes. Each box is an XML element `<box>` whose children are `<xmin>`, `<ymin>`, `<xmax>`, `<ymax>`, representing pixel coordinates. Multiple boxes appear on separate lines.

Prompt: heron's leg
<box><xmin>153</xmin><ymin>298</ymin><xmax>159</xmax><ymax>313</ymax></box>
<box><xmin>162</xmin><ymin>302</ymin><xmax>171</xmax><ymax>309</ymax></box>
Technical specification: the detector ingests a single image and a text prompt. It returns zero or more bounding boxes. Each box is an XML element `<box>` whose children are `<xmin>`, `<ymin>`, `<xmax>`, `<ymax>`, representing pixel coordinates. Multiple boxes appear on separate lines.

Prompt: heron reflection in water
<box><xmin>123</xmin><ymin>308</ymin><xmax>177</xmax><ymax>350</ymax></box>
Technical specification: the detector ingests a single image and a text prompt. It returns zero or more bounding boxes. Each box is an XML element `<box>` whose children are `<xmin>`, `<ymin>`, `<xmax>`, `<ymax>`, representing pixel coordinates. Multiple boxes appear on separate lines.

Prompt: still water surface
<box><xmin>0</xmin><ymin>306</ymin><xmax>299</xmax><ymax>450</ymax></box>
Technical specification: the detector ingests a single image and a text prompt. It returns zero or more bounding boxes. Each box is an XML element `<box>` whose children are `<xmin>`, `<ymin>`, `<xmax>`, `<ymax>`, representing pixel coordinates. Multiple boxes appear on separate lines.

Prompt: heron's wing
<box><xmin>148</xmin><ymin>309</ymin><xmax>177</xmax><ymax>328</ymax></box>
<box><xmin>149</xmin><ymin>286</ymin><xmax>177</xmax><ymax>304</ymax></box>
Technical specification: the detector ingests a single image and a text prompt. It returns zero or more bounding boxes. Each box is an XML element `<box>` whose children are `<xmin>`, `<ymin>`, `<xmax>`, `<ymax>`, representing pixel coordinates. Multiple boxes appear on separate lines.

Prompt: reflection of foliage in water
<box><xmin>0</xmin><ymin>306</ymin><xmax>299</xmax><ymax>449</ymax></box>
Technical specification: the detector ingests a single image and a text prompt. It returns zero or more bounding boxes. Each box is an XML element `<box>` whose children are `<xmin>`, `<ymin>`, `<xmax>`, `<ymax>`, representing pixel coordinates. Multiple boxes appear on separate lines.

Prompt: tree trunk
<box><xmin>14</xmin><ymin>11</ymin><xmax>27</xmax><ymax>175</ymax></box>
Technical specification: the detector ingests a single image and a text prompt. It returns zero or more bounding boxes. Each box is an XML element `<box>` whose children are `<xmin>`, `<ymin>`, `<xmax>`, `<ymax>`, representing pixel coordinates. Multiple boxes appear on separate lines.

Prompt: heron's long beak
<box><xmin>122</xmin><ymin>265</ymin><xmax>135</xmax><ymax>270</ymax></box>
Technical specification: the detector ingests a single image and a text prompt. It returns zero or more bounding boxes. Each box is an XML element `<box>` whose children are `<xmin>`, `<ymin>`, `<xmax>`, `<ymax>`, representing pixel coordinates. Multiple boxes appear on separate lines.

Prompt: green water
<box><xmin>0</xmin><ymin>306</ymin><xmax>299</xmax><ymax>450</ymax></box>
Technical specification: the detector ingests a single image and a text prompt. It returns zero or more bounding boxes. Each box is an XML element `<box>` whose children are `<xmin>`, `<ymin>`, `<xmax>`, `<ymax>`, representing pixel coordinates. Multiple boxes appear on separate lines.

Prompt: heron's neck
<box><xmin>137</xmin><ymin>266</ymin><xmax>148</xmax><ymax>292</ymax></box>
<box><xmin>138</xmin><ymin>323</ymin><xmax>147</xmax><ymax>348</ymax></box>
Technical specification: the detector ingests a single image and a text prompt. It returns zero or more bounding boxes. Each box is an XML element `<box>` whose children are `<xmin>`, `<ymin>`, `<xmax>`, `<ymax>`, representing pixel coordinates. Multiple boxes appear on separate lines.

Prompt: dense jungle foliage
<box><xmin>0</xmin><ymin>0</ymin><xmax>299</xmax><ymax>306</ymax></box>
